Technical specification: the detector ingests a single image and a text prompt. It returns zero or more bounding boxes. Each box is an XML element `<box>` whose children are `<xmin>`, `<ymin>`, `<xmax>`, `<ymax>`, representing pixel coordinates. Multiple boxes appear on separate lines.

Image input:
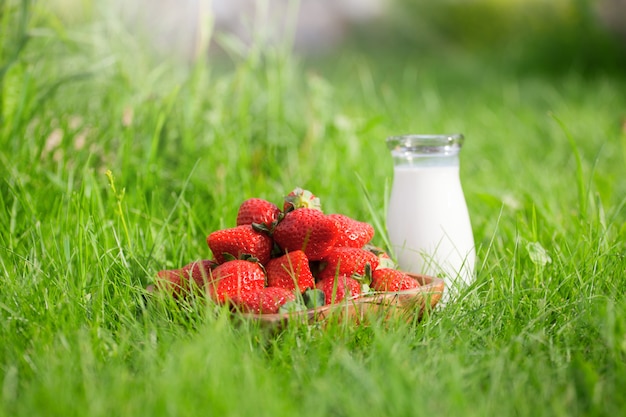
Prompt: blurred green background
<box><xmin>33</xmin><ymin>0</ymin><xmax>626</xmax><ymax>71</ymax></box>
<box><xmin>374</xmin><ymin>0</ymin><xmax>626</xmax><ymax>74</ymax></box>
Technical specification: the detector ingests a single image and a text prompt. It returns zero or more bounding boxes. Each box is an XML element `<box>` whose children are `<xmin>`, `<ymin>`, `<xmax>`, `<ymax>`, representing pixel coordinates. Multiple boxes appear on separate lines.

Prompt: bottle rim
<box><xmin>386</xmin><ymin>134</ymin><xmax>464</xmax><ymax>156</ymax></box>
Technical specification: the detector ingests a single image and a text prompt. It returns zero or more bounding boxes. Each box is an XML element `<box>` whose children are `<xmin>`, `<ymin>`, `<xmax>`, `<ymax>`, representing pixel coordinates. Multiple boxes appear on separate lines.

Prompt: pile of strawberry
<box><xmin>153</xmin><ymin>188</ymin><xmax>421</xmax><ymax>314</ymax></box>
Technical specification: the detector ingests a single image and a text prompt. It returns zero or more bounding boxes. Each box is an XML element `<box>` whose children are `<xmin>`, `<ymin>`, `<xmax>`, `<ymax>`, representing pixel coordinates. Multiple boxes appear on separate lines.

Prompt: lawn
<box><xmin>1</xmin><ymin>1</ymin><xmax>626</xmax><ymax>416</ymax></box>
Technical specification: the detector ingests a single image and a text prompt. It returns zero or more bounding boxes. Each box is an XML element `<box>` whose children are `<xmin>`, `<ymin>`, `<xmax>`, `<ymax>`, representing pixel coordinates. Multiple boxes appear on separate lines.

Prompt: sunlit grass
<box><xmin>1</xmin><ymin>1</ymin><xmax>626</xmax><ymax>416</ymax></box>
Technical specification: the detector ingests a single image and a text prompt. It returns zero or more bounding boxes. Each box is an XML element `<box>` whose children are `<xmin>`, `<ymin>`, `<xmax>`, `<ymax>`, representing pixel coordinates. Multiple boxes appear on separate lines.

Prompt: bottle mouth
<box><xmin>386</xmin><ymin>134</ymin><xmax>464</xmax><ymax>156</ymax></box>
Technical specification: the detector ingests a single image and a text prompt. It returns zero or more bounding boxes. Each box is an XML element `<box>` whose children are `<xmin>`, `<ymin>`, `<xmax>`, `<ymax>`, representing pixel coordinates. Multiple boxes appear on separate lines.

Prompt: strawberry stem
<box><xmin>284</xmin><ymin>187</ymin><xmax>322</xmax><ymax>212</ymax></box>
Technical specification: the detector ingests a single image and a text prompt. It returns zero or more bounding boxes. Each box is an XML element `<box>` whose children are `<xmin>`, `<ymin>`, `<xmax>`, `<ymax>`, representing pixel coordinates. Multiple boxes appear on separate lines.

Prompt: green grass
<box><xmin>2</xmin><ymin>2</ymin><xmax>626</xmax><ymax>416</ymax></box>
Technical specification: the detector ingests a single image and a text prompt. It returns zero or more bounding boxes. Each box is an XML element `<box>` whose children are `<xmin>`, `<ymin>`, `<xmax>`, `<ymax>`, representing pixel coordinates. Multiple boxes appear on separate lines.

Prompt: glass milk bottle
<box><xmin>386</xmin><ymin>134</ymin><xmax>475</xmax><ymax>297</ymax></box>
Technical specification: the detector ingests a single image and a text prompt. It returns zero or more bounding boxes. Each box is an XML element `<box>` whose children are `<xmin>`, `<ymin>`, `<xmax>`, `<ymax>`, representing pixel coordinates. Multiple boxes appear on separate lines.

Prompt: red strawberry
<box><xmin>207</xmin><ymin>225</ymin><xmax>273</xmax><ymax>265</ymax></box>
<box><xmin>315</xmin><ymin>275</ymin><xmax>361</xmax><ymax>305</ymax></box>
<box><xmin>265</xmin><ymin>250</ymin><xmax>315</xmax><ymax>294</ymax></box>
<box><xmin>154</xmin><ymin>269</ymin><xmax>187</xmax><ymax>299</ymax></box>
<box><xmin>181</xmin><ymin>259</ymin><xmax>218</xmax><ymax>286</ymax></box>
<box><xmin>364</xmin><ymin>244</ymin><xmax>397</xmax><ymax>269</ymax></box>
<box><xmin>231</xmin><ymin>286</ymin><xmax>296</xmax><ymax>314</ymax></box>
<box><xmin>206</xmin><ymin>260</ymin><xmax>266</xmax><ymax>304</ymax></box>
<box><xmin>318</xmin><ymin>247</ymin><xmax>380</xmax><ymax>281</ymax></box>
<box><xmin>273</xmin><ymin>208</ymin><xmax>337</xmax><ymax>261</ymax></box>
<box><xmin>327</xmin><ymin>214</ymin><xmax>375</xmax><ymax>248</ymax></box>
<box><xmin>155</xmin><ymin>262</ymin><xmax>217</xmax><ymax>299</ymax></box>
<box><xmin>236</xmin><ymin>198</ymin><xmax>281</xmax><ymax>228</ymax></box>
<box><xmin>371</xmin><ymin>268</ymin><xmax>420</xmax><ymax>292</ymax></box>
<box><xmin>283</xmin><ymin>187</ymin><xmax>322</xmax><ymax>212</ymax></box>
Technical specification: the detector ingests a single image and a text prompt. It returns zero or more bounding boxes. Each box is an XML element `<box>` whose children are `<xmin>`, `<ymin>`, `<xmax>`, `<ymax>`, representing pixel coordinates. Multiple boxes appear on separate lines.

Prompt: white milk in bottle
<box><xmin>386</xmin><ymin>134</ymin><xmax>475</xmax><ymax>299</ymax></box>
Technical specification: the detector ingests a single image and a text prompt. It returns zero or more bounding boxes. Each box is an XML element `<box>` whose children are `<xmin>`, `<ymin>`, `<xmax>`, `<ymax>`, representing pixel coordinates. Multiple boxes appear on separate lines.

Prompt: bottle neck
<box><xmin>387</xmin><ymin>134</ymin><xmax>464</xmax><ymax>168</ymax></box>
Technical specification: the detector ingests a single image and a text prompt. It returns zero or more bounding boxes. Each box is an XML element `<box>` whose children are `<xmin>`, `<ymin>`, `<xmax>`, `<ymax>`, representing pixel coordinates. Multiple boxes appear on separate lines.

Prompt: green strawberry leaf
<box><xmin>239</xmin><ymin>253</ymin><xmax>260</xmax><ymax>263</ymax></box>
<box><xmin>377</xmin><ymin>257</ymin><xmax>397</xmax><ymax>269</ymax></box>
<box><xmin>222</xmin><ymin>253</ymin><xmax>237</xmax><ymax>262</ymax></box>
<box><xmin>351</xmin><ymin>263</ymin><xmax>373</xmax><ymax>286</ymax></box>
<box><xmin>363</xmin><ymin>244</ymin><xmax>397</xmax><ymax>269</ymax></box>
<box><xmin>363</xmin><ymin>244</ymin><xmax>385</xmax><ymax>256</ymax></box>
<box><xmin>251</xmin><ymin>222</ymin><xmax>272</xmax><ymax>234</ymax></box>
<box><xmin>270</xmin><ymin>242</ymin><xmax>285</xmax><ymax>258</ymax></box>
<box><xmin>302</xmin><ymin>288</ymin><xmax>326</xmax><ymax>309</ymax></box>
<box><xmin>364</xmin><ymin>263</ymin><xmax>373</xmax><ymax>285</ymax></box>
<box><xmin>279</xmin><ymin>299</ymin><xmax>307</xmax><ymax>314</ymax></box>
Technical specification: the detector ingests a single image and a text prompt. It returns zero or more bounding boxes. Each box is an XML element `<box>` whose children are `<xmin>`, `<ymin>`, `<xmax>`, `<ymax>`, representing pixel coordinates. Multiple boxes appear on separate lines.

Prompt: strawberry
<box><xmin>327</xmin><ymin>214</ymin><xmax>375</xmax><ymax>248</ymax></box>
<box><xmin>155</xmin><ymin>261</ymin><xmax>217</xmax><ymax>299</ymax></box>
<box><xmin>265</xmin><ymin>250</ymin><xmax>315</xmax><ymax>294</ymax></box>
<box><xmin>273</xmin><ymin>208</ymin><xmax>337</xmax><ymax>261</ymax></box>
<box><xmin>181</xmin><ymin>259</ymin><xmax>218</xmax><ymax>286</ymax></box>
<box><xmin>315</xmin><ymin>275</ymin><xmax>362</xmax><ymax>305</ymax></box>
<box><xmin>154</xmin><ymin>269</ymin><xmax>187</xmax><ymax>299</ymax></box>
<box><xmin>317</xmin><ymin>247</ymin><xmax>380</xmax><ymax>281</ymax></box>
<box><xmin>206</xmin><ymin>260</ymin><xmax>266</xmax><ymax>304</ymax></box>
<box><xmin>207</xmin><ymin>225</ymin><xmax>273</xmax><ymax>265</ymax></box>
<box><xmin>371</xmin><ymin>268</ymin><xmax>420</xmax><ymax>292</ymax></box>
<box><xmin>236</xmin><ymin>198</ymin><xmax>281</xmax><ymax>228</ymax></box>
<box><xmin>231</xmin><ymin>286</ymin><xmax>296</xmax><ymax>314</ymax></box>
<box><xmin>283</xmin><ymin>187</ymin><xmax>322</xmax><ymax>212</ymax></box>
<box><xmin>364</xmin><ymin>244</ymin><xmax>397</xmax><ymax>269</ymax></box>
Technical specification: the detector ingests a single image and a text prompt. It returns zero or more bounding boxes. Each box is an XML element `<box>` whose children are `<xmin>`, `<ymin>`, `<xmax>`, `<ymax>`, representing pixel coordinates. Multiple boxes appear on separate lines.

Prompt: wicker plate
<box><xmin>240</xmin><ymin>273</ymin><xmax>445</xmax><ymax>326</ymax></box>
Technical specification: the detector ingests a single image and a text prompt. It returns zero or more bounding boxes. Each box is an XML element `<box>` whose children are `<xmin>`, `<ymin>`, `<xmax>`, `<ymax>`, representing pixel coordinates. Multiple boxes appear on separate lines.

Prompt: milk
<box><xmin>386</xmin><ymin>134</ymin><xmax>475</xmax><ymax>298</ymax></box>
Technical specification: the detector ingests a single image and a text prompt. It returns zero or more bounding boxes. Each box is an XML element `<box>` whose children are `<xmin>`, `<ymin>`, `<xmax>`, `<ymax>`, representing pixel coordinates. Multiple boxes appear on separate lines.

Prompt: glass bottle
<box><xmin>386</xmin><ymin>134</ymin><xmax>475</xmax><ymax>297</ymax></box>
